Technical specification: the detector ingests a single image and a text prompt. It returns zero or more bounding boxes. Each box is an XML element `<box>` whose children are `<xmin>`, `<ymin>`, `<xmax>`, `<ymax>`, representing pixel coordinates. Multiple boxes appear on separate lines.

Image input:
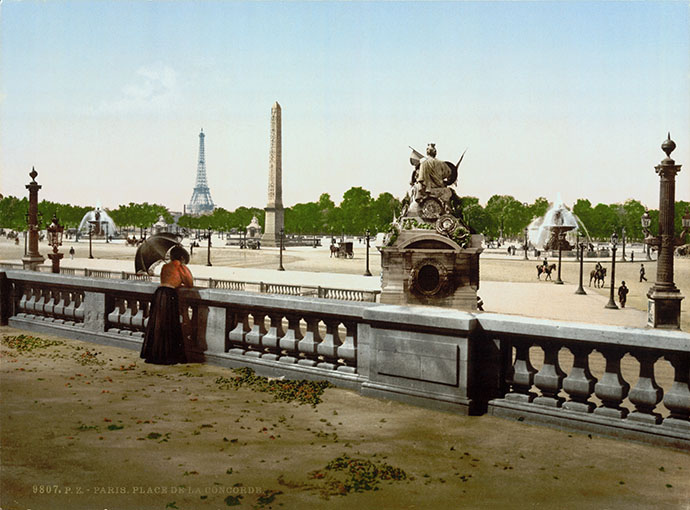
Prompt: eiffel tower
<box><xmin>187</xmin><ymin>129</ymin><xmax>215</xmax><ymax>215</ymax></box>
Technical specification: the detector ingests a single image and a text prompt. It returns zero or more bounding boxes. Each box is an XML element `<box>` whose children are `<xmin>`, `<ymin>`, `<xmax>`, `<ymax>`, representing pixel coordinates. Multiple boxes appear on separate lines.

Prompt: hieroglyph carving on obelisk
<box><xmin>263</xmin><ymin>102</ymin><xmax>284</xmax><ymax>247</ymax></box>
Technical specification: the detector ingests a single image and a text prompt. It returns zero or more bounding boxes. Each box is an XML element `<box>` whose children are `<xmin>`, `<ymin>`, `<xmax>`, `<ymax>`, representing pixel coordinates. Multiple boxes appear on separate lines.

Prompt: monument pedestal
<box><xmin>262</xmin><ymin>206</ymin><xmax>284</xmax><ymax>247</ymax></box>
<box><xmin>380</xmin><ymin>231</ymin><xmax>483</xmax><ymax>310</ymax></box>
<box><xmin>22</xmin><ymin>255</ymin><xmax>45</xmax><ymax>272</ymax></box>
<box><xmin>647</xmin><ymin>288</ymin><xmax>684</xmax><ymax>329</ymax></box>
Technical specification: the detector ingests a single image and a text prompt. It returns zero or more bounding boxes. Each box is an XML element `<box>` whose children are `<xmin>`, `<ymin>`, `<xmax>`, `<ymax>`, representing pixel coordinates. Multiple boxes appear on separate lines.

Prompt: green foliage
<box><xmin>451</xmin><ymin>225</ymin><xmax>471</xmax><ymax>248</ymax></box>
<box><xmin>215</xmin><ymin>367</ymin><xmax>332</xmax><ymax>406</ymax></box>
<box><xmin>1</xmin><ymin>334</ymin><xmax>64</xmax><ymax>352</ymax></box>
<box><xmin>308</xmin><ymin>454</ymin><xmax>407</xmax><ymax>495</ymax></box>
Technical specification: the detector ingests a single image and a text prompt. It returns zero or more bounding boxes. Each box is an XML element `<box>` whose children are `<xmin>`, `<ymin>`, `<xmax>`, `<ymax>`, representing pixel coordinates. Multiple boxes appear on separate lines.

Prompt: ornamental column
<box><xmin>646</xmin><ymin>134</ymin><xmax>684</xmax><ymax>329</ymax></box>
<box><xmin>22</xmin><ymin>168</ymin><xmax>45</xmax><ymax>271</ymax></box>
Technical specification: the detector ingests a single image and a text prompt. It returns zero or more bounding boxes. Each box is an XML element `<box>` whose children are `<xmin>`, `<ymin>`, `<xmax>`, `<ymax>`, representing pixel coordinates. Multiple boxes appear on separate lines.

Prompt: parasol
<box><xmin>134</xmin><ymin>233</ymin><xmax>185</xmax><ymax>275</ymax></box>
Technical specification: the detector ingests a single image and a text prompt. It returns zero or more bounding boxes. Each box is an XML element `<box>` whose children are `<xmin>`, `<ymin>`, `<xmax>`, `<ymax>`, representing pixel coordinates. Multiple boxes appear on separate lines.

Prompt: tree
<box><xmin>370</xmin><ymin>192</ymin><xmax>400</xmax><ymax>233</ymax></box>
<box><xmin>529</xmin><ymin>197</ymin><xmax>550</xmax><ymax>221</ymax></box>
<box><xmin>339</xmin><ymin>187</ymin><xmax>372</xmax><ymax>235</ymax></box>
<box><xmin>484</xmin><ymin>195</ymin><xmax>528</xmax><ymax>239</ymax></box>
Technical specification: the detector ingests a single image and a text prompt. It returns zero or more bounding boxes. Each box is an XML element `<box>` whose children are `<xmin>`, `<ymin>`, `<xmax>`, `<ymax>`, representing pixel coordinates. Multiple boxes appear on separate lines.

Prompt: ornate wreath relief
<box><xmin>409</xmin><ymin>258</ymin><xmax>449</xmax><ymax>297</ymax></box>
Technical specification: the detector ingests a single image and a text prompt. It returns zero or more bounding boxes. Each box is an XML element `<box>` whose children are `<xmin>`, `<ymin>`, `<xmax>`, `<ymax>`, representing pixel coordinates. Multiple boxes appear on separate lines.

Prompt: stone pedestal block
<box><xmin>379</xmin><ymin>231</ymin><xmax>483</xmax><ymax>311</ymax></box>
<box><xmin>647</xmin><ymin>291</ymin><xmax>684</xmax><ymax>329</ymax></box>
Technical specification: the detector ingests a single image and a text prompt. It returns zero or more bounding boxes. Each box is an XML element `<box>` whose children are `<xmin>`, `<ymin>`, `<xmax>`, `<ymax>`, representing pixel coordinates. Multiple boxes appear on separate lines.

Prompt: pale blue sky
<box><xmin>1</xmin><ymin>1</ymin><xmax>688</xmax><ymax>212</ymax></box>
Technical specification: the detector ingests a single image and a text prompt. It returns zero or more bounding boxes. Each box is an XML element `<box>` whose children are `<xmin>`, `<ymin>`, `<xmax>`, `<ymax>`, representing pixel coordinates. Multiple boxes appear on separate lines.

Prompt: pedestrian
<box><xmin>640</xmin><ymin>264</ymin><xmax>647</xmax><ymax>282</ymax></box>
<box><xmin>69</xmin><ymin>246</ymin><xmax>75</xmax><ymax>259</ymax></box>
<box><xmin>140</xmin><ymin>245</ymin><xmax>193</xmax><ymax>365</ymax></box>
<box><xmin>630</xmin><ymin>251</ymin><xmax>634</xmax><ymax>263</ymax></box>
<box><xmin>618</xmin><ymin>281</ymin><xmax>629</xmax><ymax>308</ymax></box>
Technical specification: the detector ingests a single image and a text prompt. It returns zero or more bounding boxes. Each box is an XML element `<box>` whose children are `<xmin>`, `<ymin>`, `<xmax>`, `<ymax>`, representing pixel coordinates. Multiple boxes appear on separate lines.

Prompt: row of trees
<box><xmin>1</xmin><ymin>192</ymin><xmax>687</xmax><ymax>242</ymax></box>
<box><xmin>0</xmin><ymin>196</ymin><xmax>90</xmax><ymax>231</ymax></box>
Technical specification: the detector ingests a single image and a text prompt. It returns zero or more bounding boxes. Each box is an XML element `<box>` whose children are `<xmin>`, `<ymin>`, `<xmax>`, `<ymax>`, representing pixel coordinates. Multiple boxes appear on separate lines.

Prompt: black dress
<box><xmin>140</xmin><ymin>286</ymin><xmax>187</xmax><ymax>365</ymax></box>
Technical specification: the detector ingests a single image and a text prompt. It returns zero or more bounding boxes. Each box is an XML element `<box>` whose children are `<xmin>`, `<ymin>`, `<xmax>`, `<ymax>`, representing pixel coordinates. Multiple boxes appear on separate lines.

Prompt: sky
<box><xmin>1</xmin><ymin>1</ymin><xmax>689</xmax><ymax>213</ymax></box>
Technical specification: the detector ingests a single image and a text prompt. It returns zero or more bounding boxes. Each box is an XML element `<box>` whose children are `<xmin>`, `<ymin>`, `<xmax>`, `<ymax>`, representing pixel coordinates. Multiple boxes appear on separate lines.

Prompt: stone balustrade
<box><xmin>480</xmin><ymin>315</ymin><xmax>690</xmax><ymax>447</ymax></box>
<box><xmin>1</xmin><ymin>268</ymin><xmax>688</xmax><ymax>450</ymax></box>
<box><xmin>0</xmin><ymin>264</ymin><xmax>378</xmax><ymax>302</ymax></box>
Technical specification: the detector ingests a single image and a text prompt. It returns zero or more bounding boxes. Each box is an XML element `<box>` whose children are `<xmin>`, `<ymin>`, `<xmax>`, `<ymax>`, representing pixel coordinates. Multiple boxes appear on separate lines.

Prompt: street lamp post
<box><xmin>523</xmin><ymin>227</ymin><xmax>529</xmax><ymax>260</ymax></box>
<box><xmin>605</xmin><ymin>232</ymin><xmax>619</xmax><ymax>309</ymax></box>
<box><xmin>206</xmin><ymin>227</ymin><xmax>212</xmax><ymax>266</ymax></box>
<box><xmin>88</xmin><ymin>223</ymin><xmax>95</xmax><ymax>259</ymax></box>
<box><xmin>575</xmin><ymin>241</ymin><xmax>586</xmax><ymax>295</ymax></box>
<box><xmin>364</xmin><ymin>229</ymin><xmax>372</xmax><ymax>277</ymax></box>
<box><xmin>46</xmin><ymin>213</ymin><xmax>64</xmax><ymax>274</ymax></box>
<box><xmin>644</xmin><ymin>134</ymin><xmax>688</xmax><ymax>329</ymax></box>
<box><xmin>554</xmin><ymin>230</ymin><xmax>565</xmax><ymax>285</ymax></box>
<box><xmin>641</xmin><ymin>209</ymin><xmax>652</xmax><ymax>261</ymax></box>
<box><xmin>278</xmin><ymin>228</ymin><xmax>285</xmax><ymax>271</ymax></box>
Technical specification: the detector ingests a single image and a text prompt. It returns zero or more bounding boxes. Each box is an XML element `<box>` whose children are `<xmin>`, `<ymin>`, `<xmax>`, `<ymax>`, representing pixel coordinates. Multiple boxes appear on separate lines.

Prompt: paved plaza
<box><xmin>2</xmin><ymin>236</ymin><xmax>681</xmax><ymax>330</ymax></box>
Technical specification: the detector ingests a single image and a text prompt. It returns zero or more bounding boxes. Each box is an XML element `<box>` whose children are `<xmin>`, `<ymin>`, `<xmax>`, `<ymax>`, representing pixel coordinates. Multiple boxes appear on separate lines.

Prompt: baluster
<box><xmin>63</xmin><ymin>291</ymin><xmax>76</xmax><ymax>324</ymax></box>
<box><xmin>661</xmin><ymin>353</ymin><xmax>690</xmax><ymax>431</ymax></box>
<box><xmin>17</xmin><ymin>286</ymin><xmax>30</xmax><ymax>316</ymax></box>
<box><xmin>297</xmin><ymin>317</ymin><xmax>322</xmax><ymax>367</ymax></box>
<box><xmin>73</xmin><ymin>292</ymin><xmax>85</xmax><ymax>323</ymax></box>
<box><xmin>261</xmin><ymin>313</ymin><xmax>285</xmax><ymax>361</ymax></box>
<box><xmin>227</xmin><ymin>310</ymin><xmax>250</xmax><ymax>354</ymax></box>
<box><xmin>317</xmin><ymin>319</ymin><xmax>342</xmax><ymax>370</ymax></box>
<box><xmin>336</xmin><ymin>321</ymin><xmax>357</xmax><ymax>373</ymax></box>
<box><xmin>627</xmin><ymin>352</ymin><xmax>663</xmax><ymax>424</ymax></box>
<box><xmin>131</xmin><ymin>299</ymin><xmax>146</xmax><ymax>333</ymax></box>
<box><xmin>120</xmin><ymin>299</ymin><xmax>133</xmax><ymax>331</ymax></box>
<box><xmin>505</xmin><ymin>341</ymin><xmax>537</xmax><ymax>403</ymax></box>
<box><xmin>107</xmin><ymin>297</ymin><xmax>126</xmax><ymax>332</ymax></box>
<box><xmin>534</xmin><ymin>344</ymin><xmax>566</xmax><ymax>407</ymax></box>
<box><xmin>245</xmin><ymin>312</ymin><xmax>267</xmax><ymax>357</ymax></box>
<box><xmin>141</xmin><ymin>299</ymin><xmax>151</xmax><ymax>329</ymax></box>
<box><xmin>562</xmin><ymin>346</ymin><xmax>598</xmax><ymax>413</ymax></box>
<box><xmin>278</xmin><ymin>314</ymin><xmax>302</xmax><ymax>364</ymax></box>
<box><xmin>43</xmin><ymin>289</ymin><xmax>57</xmax><ymax>317</ymax></box>
<box><xmin>34</xmin><ymin>287</ymin><xmax>47</xmax><ymax>315</ymax></box>
<box><xmin>593</xmin><ymin>349</ymin><xmax>630</xmax><ymax>419</ymax></box>
<box><xmin>52</xmin><ymin>290</ymin><xmax>66</xmax><ymax>322</ymax></box>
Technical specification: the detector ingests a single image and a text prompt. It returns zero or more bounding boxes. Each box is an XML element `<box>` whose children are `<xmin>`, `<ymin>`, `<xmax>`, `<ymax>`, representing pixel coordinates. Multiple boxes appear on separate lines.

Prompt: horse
<box><xmin>330</xmin><ymin>244</ymin><xmax>339</xmax><ymax>258</ymax></box>
<box><xmin>589</xmin><ymin>267</ymin><xmax>607</xmax><ymax>288</ymax></box>
<box><xmin>536</xmin><ymin>263</ymin><xmax>557</xmax><ymax>280</ymax></box>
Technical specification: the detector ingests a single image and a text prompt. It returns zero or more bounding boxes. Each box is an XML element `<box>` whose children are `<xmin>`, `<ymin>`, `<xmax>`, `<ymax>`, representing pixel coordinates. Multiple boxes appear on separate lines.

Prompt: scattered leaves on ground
<box><xmin>215</xmin><ymin>367</ymin><xmax>331</xmax><ymax>406</ymax></box>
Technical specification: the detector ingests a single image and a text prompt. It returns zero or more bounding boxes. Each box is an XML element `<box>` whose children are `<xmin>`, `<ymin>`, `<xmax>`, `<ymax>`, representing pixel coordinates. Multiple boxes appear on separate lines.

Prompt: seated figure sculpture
<box><xmin>417</xmin><ymin>143</ymin><xmax>450</xmax><ymax>192</ymax></box>
<box><xmin>404</xmin><ymin>143</ymin><xmax>461</xmax><ymax>223</ymax></box>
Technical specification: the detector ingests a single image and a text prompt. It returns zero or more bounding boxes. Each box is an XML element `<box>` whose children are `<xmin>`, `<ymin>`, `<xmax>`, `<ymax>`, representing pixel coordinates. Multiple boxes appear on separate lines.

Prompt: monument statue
<box><xmin>394</xmin><ymin>143</ymin><xmax>470</xmax><ymax>245</ymax></box>
<box><xmin>379</xmin><ymin>144</ymin><xmax>482</xmax><ymax>310</ymax></box>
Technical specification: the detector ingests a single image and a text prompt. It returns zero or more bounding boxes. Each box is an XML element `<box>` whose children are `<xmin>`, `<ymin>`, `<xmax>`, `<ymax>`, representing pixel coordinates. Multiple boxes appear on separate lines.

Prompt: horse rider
<box><xmin>542</xmin><ymin>257</ymin><xmax>549</xmax><ymax>270</ymax></box>
<box><xmin>595</xmin><ymin>261</ymin><xmax>603</xmax><ymax>274</ymax></box>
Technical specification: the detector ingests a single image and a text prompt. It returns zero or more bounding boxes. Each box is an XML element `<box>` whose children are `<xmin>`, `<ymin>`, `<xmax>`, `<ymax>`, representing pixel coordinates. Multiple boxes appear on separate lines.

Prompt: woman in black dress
<box><xmin>140</xmin><ymin>246</ymin><xmax>193</xmax><ymax>365</ymax></box>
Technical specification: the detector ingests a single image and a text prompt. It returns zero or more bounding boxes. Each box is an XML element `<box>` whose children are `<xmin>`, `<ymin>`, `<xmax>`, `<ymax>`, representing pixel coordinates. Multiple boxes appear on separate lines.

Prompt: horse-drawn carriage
<box><xmin>330</xmin><ymin>241</ymin><xmax>354</xmax><ymax>258</ymax></box>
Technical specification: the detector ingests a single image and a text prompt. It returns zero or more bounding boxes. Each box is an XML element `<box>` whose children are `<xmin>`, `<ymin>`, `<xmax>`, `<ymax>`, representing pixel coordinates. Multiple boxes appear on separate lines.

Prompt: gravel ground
<box><xmin>2</xmin><ymin>326</ymin><xmax>689</xmax><ymax>510</ymax></box>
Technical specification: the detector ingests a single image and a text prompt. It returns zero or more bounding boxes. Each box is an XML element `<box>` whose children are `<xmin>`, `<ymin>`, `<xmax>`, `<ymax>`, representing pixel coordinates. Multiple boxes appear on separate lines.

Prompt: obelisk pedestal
<box><xmin>262</xmin><ymin>102</ymin><xmax>284</xmax><ymax>247</ymax></box>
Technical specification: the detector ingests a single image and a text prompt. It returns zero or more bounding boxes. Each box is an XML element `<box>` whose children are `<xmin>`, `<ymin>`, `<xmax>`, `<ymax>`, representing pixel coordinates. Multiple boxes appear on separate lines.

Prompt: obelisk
<box><xmin>262</xmin><ymin>102</ymin><xmax>284</xmax><ymax>247</ymax></box>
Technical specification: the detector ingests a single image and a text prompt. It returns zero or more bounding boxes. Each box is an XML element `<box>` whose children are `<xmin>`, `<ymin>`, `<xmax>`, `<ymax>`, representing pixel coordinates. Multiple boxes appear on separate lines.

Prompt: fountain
<box><xmin>529</xmin><ymin>195</ymin><xmax>581</xmax><ymax>284</ymax></box>
<box><xmin>77</xmin><ymin>205</ymin><xmax>118</xmax><ymax>238</ymax></box>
